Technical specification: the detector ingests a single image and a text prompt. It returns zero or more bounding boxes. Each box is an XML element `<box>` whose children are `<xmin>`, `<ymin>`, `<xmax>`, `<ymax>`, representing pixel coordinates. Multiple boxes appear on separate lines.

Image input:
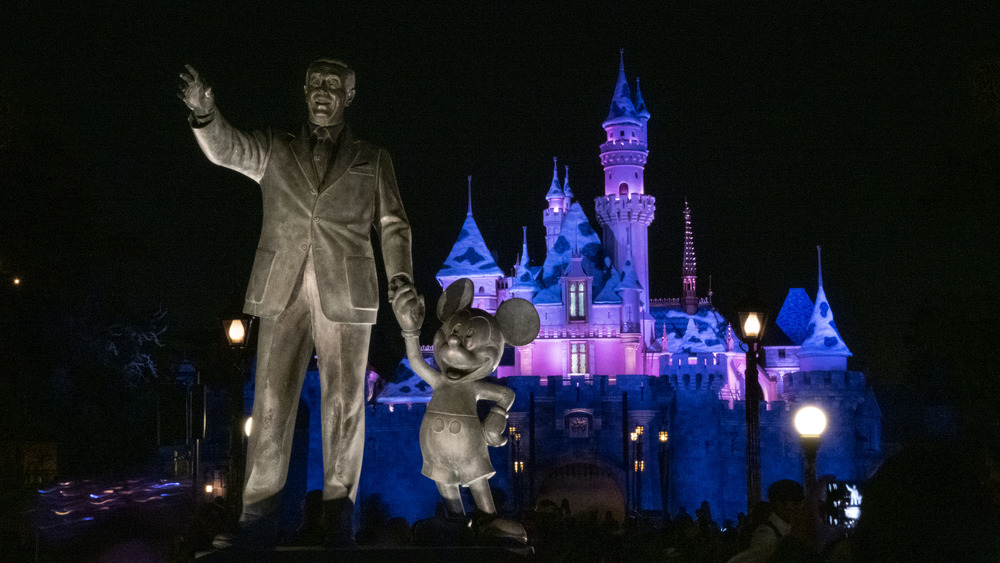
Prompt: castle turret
<box><xmin>797</xmin><ymin>246</ymin><xmax>852</xmax><ymax>371</ymax></box>
<box><xmin>682</xmin><ymin>201</ymin><xmax>699</xmax><ymax>314</ymax></box>
<box><xmin>543</xmin><ymin>157</ymin><xmax>566</xmax><ymax>249</ymax></box>
<box><xmin>436</xmin><ymin>176</ymin><xmax>505</xmax><ymax>313</ymax></box>
<box><xmin>594</xmin><ymin>50</ymin><xmax>656</xmax><ymax>313</ymax></box>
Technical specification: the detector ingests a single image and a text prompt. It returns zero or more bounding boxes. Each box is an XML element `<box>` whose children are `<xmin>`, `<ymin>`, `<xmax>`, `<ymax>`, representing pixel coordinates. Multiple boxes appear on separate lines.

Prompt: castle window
<box><xmin>634</xmin><ymin>172</ymin><xmax>638</xmax><ymax>178</ymax></box>
<box><xmin>569</xmin><ymin>282</ymin><xmax>587</xmax><ymax>321</ymax></box>
<box><xmin>619</xmin><ymin>182</ymin><xmax>628</xmax><ymax>196</ymax></box>
<box><xmin>620</xmin><ymin>131</ymin><xmax>625</xmax><ymax>137</ymax></box>
<box><xmin>778</xmin><ymin>349</ymin><xmax>786</xmax><ymax>359</ymax></box>
<box><xmin>570</xmin><ymin>341</ymin><xmax>588</xmax><ymax>374</ymax></box>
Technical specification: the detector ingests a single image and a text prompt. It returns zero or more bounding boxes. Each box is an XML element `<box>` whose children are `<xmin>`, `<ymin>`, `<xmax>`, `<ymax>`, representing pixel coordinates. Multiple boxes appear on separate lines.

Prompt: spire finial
<box><xmin>522</xmin><ymin>225</ymin><xmax>528</xmax><ymax>245</ymax></box>
<box><xmin>817</xmin><ymin>245</ymin><xmax>824</xmax><ymax>288</ymax></box>
<box><xmin>467</xmin><ymin>175</ymin><xmax>472</xmax><ymax>216</ymax></box>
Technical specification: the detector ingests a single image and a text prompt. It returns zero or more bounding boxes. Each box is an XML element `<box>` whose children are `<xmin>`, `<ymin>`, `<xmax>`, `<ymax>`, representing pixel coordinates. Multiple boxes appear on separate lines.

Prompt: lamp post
<box><xmin>658</xmin><ymin>430</ymin><xmax>669</xmax><ymax>515</ymax></box>
<box><xmin>509</xmin><ymin>425</ymin><xmax>523</xmax><ymax>512</ymax></box>
<box><xmin>794</xmin><ymin>406</ymin><xmax>827</xmax><ymax>488</ymax></box>
<box><xmin>734</xmin><ymin>298</ymin><xmax>768</xmax><ymax>510</ymax></box>
<box><xmin>224</xmin><ymin>317</ymin><xmax>254</xmax><ymax>522</ymax></box>
<box><xmin>630</xmin><ymin>425</ymin><xmax>644</xmax><ymax>512</ymax></box>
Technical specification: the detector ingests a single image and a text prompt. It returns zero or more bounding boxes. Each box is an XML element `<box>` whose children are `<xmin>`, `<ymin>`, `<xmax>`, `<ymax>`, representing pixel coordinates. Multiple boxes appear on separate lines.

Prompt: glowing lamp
<box><xmin>244</xmin><ymin>417</ymin><xmax>252</xmax><ymax>437</ymax></box>
<box><xmin>630</xmin><ymin>432</ymin><xmax>638</xmax><ymax>442</ymax></box>
<box><xmin>659</xmin><ymin>431</ymin><xmax>669</xmax><ymax>443</ymax></box>
<box><xmin>794</xmin><ymin>406</ymin><xmax>828</xmax><ymax>438</ymax></box>
<box><xmin>734</xmin><ymin>296</ymin><xmax>769</xmax><ymax>345</ymax></box>
<box><xmin>743</xmin><ymin>314</ymin><xmax>761</xmax><ymax>340</ymax></box>
<box><xmin>205</xmin><ymin>484</ymin><xmax>213</xmax><ymax>494</ymax></box>
<box><xmin>225</xmin><ymin>319</ymin><xmax>248</xmax><ymax>346</ymax></box>
<box><xmin>12</xmin><ymin>277</ymin><xmax>21</xmax><ymax>286</ymax></box>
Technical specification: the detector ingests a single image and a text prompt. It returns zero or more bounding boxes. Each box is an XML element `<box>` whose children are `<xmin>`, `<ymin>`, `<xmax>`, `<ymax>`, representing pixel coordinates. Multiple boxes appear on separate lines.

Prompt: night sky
<box><xmin>3</xmin><ymin>3</ymin><xmax>999</xmax><ymax>437</ymax></box>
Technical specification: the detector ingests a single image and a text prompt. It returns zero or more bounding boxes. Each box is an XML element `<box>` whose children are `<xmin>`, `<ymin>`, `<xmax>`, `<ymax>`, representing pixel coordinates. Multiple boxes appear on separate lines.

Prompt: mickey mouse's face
<box><xmin>432</xmin><ymin>308</ymin><xmax>503</xmax><ymax>381</ymax></box>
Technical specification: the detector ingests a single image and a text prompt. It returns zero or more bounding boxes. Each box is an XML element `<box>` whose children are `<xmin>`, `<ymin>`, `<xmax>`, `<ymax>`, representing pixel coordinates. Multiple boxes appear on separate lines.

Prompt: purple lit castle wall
<box><xmin>353</xmin><ymin>52</ymin><xmax>882</xmax><ymax>523</ymax></box>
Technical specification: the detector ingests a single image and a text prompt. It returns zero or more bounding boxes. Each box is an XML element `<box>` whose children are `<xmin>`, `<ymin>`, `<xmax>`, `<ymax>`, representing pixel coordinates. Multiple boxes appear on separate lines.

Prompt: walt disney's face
<box><xmin>433</xmin><ymin>309</ymin><xmax>502</xmax><ymax>381</ymax></box>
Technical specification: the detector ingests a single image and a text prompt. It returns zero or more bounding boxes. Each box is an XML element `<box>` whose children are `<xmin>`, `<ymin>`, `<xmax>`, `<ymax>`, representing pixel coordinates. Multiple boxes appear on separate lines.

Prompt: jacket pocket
<box><xmin>247</xmin><ymin>248</ymin><xmax>276</xmax><ymax>303</ymax></box>
<box><xmin>345</xmin><ymin>256</ymin><xmax>377</xmax><ymax>310</ymax></box>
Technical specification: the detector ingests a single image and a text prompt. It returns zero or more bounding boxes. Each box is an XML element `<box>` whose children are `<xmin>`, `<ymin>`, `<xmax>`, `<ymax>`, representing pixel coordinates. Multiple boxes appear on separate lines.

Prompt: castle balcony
<box><xmin>599</xmin><ymin>138</ymin><xmax>648</xmax><ymax>154</ymax></box>
<box><xmin>649</xmin><ymin>296</ymin><xmax>713</xmax><ymax>308</ymax></box>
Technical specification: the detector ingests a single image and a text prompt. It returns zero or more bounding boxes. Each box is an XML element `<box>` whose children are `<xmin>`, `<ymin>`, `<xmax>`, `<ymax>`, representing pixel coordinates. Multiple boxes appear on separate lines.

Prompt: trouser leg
<box><xmin>241</xmin><ymin>279</ymin><xmax>315</xmax><ymax>520</ymax></box>
<box><xmin>313</xmin><ymin>321</ymin><xmax>371</xmax><ymax>503</ymax></box>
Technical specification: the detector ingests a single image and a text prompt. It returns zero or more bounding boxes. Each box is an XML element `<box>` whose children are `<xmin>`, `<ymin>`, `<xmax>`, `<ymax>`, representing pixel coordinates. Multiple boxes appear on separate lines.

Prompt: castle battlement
<box><xmin>667</xmin><ymin>371</ymin><xmax>724</xmax><ymax>392</ymax></box>
<box><xmin>593</xmin><ymin>194</ymin><xmax>656</xmax><ymax>225</ymax></box>
<box><xmin>782</xmin><ymin>370</ymin><xmax>867</xmax><ymax>394</ymax></box>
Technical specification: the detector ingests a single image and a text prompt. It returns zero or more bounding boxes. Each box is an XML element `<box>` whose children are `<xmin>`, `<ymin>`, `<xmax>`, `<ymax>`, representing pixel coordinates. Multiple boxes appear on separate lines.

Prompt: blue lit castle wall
<box><xmin>247</xmin><ymin>52</ymin><xmax>882</xmax><ymax>525</ymax></box>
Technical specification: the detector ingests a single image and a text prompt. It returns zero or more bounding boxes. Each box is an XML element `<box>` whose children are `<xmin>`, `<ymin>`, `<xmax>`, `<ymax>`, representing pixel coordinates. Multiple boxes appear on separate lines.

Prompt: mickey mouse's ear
<box><xmin>437</xmin><ymin>278</ymin><xmax>474</xmax><ymax>322</ymax></box>
<box><xmin>495</xmin><ymin>298</ymin><xmax>540</xmax><ymax>347</ymax></box>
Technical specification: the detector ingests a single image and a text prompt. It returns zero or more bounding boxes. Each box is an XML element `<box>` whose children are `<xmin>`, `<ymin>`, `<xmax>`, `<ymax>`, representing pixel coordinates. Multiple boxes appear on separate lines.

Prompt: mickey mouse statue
<box><xmin>392</xmin><ymin>278</ymin><xmax>539</xmax><ymax>543</ymax></box>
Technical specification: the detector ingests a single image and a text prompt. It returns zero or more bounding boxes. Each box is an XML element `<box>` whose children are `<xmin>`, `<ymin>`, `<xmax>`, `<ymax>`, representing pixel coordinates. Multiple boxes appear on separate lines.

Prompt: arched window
<box><xmin>570</xmin><ymin>341</ymin><xmax>588</xmax><ymax>374</ymax></box>
<box><xmin>618</xmin><ymin>182</ymin><xmax>628</xmax><ymax>196</ymax></box>
<box><xmin>569</xmin><ymin>282</ymin><xmax>586</xmax><ymax>321</ymax></box>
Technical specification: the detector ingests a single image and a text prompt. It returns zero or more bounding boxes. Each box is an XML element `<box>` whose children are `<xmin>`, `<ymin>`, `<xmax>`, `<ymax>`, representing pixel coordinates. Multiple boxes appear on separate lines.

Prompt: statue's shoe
<box><xmin>478</xmin><ymin>516</ymin><xmax>528</xmax><ymax>545</ymax></box>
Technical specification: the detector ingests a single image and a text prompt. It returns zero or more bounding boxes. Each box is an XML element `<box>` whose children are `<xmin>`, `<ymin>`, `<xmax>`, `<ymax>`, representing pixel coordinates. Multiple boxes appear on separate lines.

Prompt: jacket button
<box><xmin>300</xmin><ymin>244</ymin><xmax>307</xmax><ymax>250</ymax></box>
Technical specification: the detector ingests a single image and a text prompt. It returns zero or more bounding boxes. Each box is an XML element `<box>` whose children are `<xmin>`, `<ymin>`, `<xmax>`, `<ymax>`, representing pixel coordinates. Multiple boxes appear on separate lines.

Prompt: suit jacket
<box><xmin>192</xmin><ymin>112</ymin><xmax>413</xmax><ymax>323</ymax></box>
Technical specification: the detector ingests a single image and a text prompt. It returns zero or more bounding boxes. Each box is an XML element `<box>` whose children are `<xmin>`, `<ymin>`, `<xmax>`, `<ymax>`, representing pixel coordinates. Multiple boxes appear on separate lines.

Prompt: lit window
<box><xmin>569</xmin><ymin>282</ymin><xmax>586</xmax><ymax>321</ymax></box>
<box><xmin>570</xmin><ymin>341</ymin><xmax>588</xmax><ymax>374</ymax></box>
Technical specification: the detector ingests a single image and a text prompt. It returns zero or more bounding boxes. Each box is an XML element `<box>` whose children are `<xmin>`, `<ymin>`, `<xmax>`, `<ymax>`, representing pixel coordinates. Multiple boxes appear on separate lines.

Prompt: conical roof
<box><xmin>562</xmin><ymin>165</ymin><xmax>574</xmax><ymax>200</ymax></box>
<box><xmin>436</xmin><ymin>179</ymin><xmax>504</xmax><ymax>280</ymax></box>
<box><xmin>635</xmin><ymin>77</ymin><xmax>650</xmax><ymax>120</ymax></box>
<box><xmin>545</xmin><ymin>157</ymin><xmax>564</xmax><ymax>200</ymax></box>
<box><xmin>604</xmin><ymin>50</ymin><xmax>638</xmax><ymax>126</ymax></box>
<box><xmin>511</xmin><ymin>226</ymin><xmax>539</xmax><ymax>293</ymax></box>
<box><xmin>618</xmin><ymin>234</ymin><xmax>642</xmax><ymax>291</ymax></box>
<box><xmin>799</xmin><ymin>246</ymin><xmax>852</xmax><ymax>357</ymax></box>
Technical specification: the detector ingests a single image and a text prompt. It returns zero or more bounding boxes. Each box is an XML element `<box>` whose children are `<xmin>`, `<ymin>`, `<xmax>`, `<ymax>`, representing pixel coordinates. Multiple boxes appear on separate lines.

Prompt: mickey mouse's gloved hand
<box><xmin>484</xmin><ymin>407</ymin><xmax>508</xmax><ymax>447</ymax></box>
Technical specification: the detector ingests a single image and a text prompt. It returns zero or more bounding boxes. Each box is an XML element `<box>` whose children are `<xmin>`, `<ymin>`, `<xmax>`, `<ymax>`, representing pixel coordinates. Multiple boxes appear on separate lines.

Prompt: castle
<box><xmin>267</xmin><ymin>52</ymin><xmax>883</xmax><ymax>524</ymax></box>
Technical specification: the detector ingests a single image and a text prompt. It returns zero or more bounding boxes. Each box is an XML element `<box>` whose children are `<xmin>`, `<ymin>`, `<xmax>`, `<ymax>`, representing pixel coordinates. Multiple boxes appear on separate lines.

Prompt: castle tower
<box><xmin>436</xmin><ymin>176</ymin><xmax>505</xmax><ymax>313</ymax></box>
<box><xmin>594</xmin><ymin>50</ymin><xmax>656</xmax><ymax>311</ymax></box>
<box><xmin>543</xmin><ymin>157</ymin><xmax>566</xmax><ymax>249</ymax></box>
<box><xmin>797</xmin><ymin>246</ymin><xmax>853</xmax><ymax>371</ymax></box>
<box><xmin>682</xmin><ymin>201</ymin><xmax>699</xmax><ymax>314</ymax></box>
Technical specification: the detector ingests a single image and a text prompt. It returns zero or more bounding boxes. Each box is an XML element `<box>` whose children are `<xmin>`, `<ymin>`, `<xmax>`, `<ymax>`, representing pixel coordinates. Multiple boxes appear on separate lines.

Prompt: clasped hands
<box><xmin>390</xmin><ymin>276</ymin><xmax>424</xmax><ymax>334</ymax></box>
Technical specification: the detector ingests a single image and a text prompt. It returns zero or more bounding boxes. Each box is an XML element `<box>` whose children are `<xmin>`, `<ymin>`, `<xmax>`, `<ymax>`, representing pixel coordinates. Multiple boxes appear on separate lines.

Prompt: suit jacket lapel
<box><xmin>289</xmin><ymin>125</ymin><xmax>320</xmax><ymax>189</ymax></box>
<box><xmin>319</xmin><ymin>125</ymin><xmax>359</xmax><ymax>193</ymax></box>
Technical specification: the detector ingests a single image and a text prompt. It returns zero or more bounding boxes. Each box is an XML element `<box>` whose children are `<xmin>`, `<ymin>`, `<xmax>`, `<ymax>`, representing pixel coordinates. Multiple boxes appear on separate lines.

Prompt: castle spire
<box><xmin>545</xmin><ymin>157</ymin><xmax>564</xmax><ymax>201</ymax></box>
<box><xmin>635</xmin><ymin>77</ymin><xmax>650</xmax><ymax>120</ymax></box>
<box><xmin>467</xmin><ymin>175</ymin><xmax>473</xmax><ymax>216</ymax></box>
<box><xmin>563</xmin><ymin>165</ymin><xmax>573</xmax><ymax>201</ymax></box>
<box><xmin>604</xmin><ymin>49</ymin><xmax>637</xmax><ymax>125</ymax></box>
<box><xmin>798</xmin><ymin>245</ymin><xmax>852</xmax><ymax>369</ymax></box>
<box><xmin>510</xmin><ymin>225</ymin><xmax>539</xmax><ymax>298</ymax></box>
<box><xmin>682</xmin><ymin>200</ymin><xmax>699</xmax><ymax>314</ymax></box>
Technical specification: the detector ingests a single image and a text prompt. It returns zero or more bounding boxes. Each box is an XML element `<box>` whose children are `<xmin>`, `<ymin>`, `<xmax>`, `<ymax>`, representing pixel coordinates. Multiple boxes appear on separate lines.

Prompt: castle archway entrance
<box><xmin>536</xmin><ymin>463</ymin><xmax>625</xmax><ymax>524</ymax></box>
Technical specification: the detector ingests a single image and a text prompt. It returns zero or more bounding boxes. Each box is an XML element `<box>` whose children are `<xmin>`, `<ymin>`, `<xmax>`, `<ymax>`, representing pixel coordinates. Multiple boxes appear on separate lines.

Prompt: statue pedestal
<box><xmin>194</xmin><ymin>545</ymin><xmax>533</xmax><ymax>562</ymax></box>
